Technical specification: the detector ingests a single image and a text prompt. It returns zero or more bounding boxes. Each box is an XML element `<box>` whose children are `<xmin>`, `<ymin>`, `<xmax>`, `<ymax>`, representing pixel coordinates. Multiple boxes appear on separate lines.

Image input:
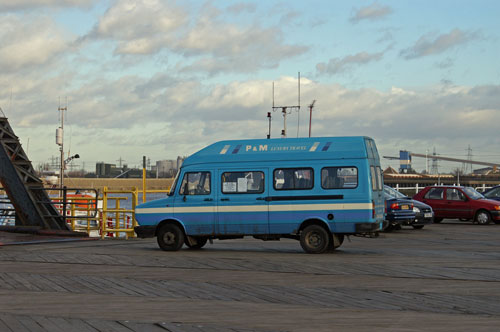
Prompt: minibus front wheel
<box><xmin>157</xmin><ymin>223</ymin><xmax>184</xmax><ymax>251</ymax></box>
<box><xmin>300</xmin><ymin>225</ymin><xmax>330</xmax><ymax>254</ymax></box>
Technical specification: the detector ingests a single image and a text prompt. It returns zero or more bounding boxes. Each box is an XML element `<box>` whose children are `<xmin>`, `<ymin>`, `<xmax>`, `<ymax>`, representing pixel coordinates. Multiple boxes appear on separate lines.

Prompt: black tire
<box><xmin>474</xmin><ymin>210</ymin><xmax>491</xmax><ymax>225</ymax></box>
<box><xmin>300</xmin><ymin>225</ymin><xmax>330</xmax><ymax>254</ymax></box>
<box><xmin>185</xmin><ymin>236</ymin><xmax>208</xmax><ymax>249</ymax></box>
<box><xmin>433</xmin><ymin>218</ymin><xmax>443</xmax><ymax>223</ymax></box>
<box><xmin>157</xmin><ymin>224</ymin><xmax>184</xmax><ymax>251</ymax></box>
<box><xmin>412</xmin><ymin>225</ymin><xmax>424</xmax><ymax>229</ymax></box>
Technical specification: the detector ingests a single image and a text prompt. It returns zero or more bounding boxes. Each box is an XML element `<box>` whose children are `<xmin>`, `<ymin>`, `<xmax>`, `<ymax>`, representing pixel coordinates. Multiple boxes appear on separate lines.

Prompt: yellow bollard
<box><xmin>101</xmin><ymin>186</ymin><xmax>108</xmax><ymax>239</ymax></box>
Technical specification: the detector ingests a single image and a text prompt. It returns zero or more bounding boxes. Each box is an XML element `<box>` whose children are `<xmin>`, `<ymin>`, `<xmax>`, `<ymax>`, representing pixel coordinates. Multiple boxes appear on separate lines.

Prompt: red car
<box><xmin>413</xmin><ymin>186</ymin><xmax>500</xmax><ymax>225</ymax></box>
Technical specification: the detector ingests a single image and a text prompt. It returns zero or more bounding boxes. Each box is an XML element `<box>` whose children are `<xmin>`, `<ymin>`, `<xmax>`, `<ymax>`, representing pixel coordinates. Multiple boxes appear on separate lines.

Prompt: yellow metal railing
<box><xmin>52</xmin><ymin>194</ymin><xmax>100</xmax><ymax>234</ymax></box>
<box><xmin>57</xmin><ymin>187</ymin><xmax>169</xmax><ymax>238</ymax></box>
<box><xmin>101</xmin><ymin>186</ymin><xmax>138</xmax><ymax>239</ymax></box>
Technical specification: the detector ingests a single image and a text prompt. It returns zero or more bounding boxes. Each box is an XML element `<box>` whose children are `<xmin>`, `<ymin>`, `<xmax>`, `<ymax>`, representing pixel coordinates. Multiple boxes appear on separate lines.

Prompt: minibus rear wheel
<box><xmin>300</xmin><ymin>225</ymin><xmax>330</xmax><ymax>254</ymax></box>
<box><xmin>157</xmin><ymin>224</ymin><xmax>184</xmax><ymax>251</ymax></box>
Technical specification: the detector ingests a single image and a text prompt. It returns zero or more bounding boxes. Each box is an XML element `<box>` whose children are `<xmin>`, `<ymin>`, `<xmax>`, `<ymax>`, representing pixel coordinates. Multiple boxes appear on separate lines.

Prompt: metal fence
<box><xmin>387</xmin><ymin>183</ymin><xmax>498</xmax><ymax>194</ymax></box>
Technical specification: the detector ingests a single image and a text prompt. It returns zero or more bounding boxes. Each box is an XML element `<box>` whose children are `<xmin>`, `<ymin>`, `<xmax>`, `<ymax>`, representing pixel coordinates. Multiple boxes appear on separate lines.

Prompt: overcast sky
<box><xmin>1</xmin><ymin>0</ymin><xmax>499</xmax><ymax>173</ymax></box>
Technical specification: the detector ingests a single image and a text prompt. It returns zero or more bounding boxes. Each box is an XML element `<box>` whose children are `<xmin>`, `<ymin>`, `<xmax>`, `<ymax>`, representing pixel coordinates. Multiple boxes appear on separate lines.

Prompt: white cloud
<box><xmin>0</xmin><ymin>0</ymin><xmax>94</xmax><ymax>10</ymax></box>
<box><xmin>87</xmin><ymin>1</ymin><xmax>307</xmax><ymax>74</ymax></box>
<box><xmin>401</xmin><ymin>29</ymin><xmax>478</xmax><ymax>59</ymax></box>
<box><xmin>316</xmin><ymin>51</ymin><xmax>384</xmax><ymax>75</ymax></box>
<box><xmin>0</xmin><ymin>15</ymin><xmax>70</xmax><ymax>72</ymax></box>
<box><xmin>91</xmin><ymin>0</ymin><xmax>187</xmax><ymax>55</ymax></box>
<box><xmin>350</xmin><ymin>2</ymin><xmax>393</xmax><ymax>23</ymax></box>
<box><xmin>4</xmin><ymin>68</ymin><xmax>500</xmax><ymax>170</ymax></box>
<box><xmin>226</xmin><ymin>3</ymin><xmax>256</xmax><ymax>14</ymax></box>
<box><xmin>173</xmin><ymin>9</ymin><xmax>308</xmax><ymax>73</ymax></box>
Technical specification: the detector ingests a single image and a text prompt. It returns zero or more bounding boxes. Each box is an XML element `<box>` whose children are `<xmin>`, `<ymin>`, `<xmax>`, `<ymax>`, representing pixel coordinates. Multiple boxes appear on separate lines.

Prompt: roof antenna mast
<box><xmin>296</xmin><ymin>72</ymin><xmax>300</xmax><ymax>138</ymax></box>
<box><xmin>270</xmin><ymin>72</ymin><xmax>301</xmax><ymax>139</ymax></box>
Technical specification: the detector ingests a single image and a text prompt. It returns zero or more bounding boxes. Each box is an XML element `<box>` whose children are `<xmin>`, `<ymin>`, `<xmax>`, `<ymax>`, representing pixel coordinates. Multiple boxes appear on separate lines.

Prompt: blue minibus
<box><xmin>135</xmin><ymin>136</ymin><xmax>385</xmax><ymax>253</ymax></box>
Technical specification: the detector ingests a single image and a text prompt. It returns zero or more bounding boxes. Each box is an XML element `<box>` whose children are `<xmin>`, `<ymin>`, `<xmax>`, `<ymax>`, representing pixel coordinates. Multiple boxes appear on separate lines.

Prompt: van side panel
<box><xmin>267</xmin><ymin>160</ymin><xmax>376</xmax><ymax>234</ymax></box>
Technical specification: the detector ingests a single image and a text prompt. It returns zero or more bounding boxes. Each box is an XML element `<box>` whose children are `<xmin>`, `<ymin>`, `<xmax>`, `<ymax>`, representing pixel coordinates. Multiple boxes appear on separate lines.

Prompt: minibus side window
<box><xmin>179</xmin><ymin>172</ymin><xmax>211</xmax><ymax>195</ymax></box>
<box><xmin>221</xmin><ymin>171</ymin><xmax>264</xmax><ymax>194</ymax></box>
<box><xmin>273</xmin><ymin>168</ymin><xmax>313</xmax><ymax>190</ymax></box>
<box><xmin>321</xmin><ymin>167</ymin><xmax>358</xmax><ymax>189</ymax></box>
<box><xmin>370</xmin><ymin>166</ymin><xmax>377</xmax><ymax>191</ymax></box>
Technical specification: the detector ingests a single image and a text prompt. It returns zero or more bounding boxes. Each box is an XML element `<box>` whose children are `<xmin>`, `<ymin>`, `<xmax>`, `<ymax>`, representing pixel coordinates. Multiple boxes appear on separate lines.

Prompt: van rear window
<box><xmin>321</xmin><ymin>167</ymin><xmax>358</xmax><ymax>189</ymax></box>
<box><xmin>221</xmin><ymin>171</ymin><xmax>264</xmax><ymax>194</ymax></box>
<box><xmin>274</xmin><ymin>168</ymin><xmax>313</xmax><ymax>190</ymax></box>
<box><xmin>370</xmin><ymin>166</ymin><xmax>383</xmax><ymax>191</ymax></box>
<box><xmin>376</xmin><ymin>166</ymin><xmax>383</xmax><ymax>191</ymax></box>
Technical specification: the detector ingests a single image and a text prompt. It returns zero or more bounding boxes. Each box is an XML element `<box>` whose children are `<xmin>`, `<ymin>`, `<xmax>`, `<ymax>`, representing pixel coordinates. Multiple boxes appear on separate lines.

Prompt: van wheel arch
<box><xmin>155</xmin><ymin>219</ymin><xmax>186</xmax><ymax>237</ymax></box>
<box><xmin>299</xmin><ymin>219</ymin><xmax>331</xmax><ymax>234</ymax></box>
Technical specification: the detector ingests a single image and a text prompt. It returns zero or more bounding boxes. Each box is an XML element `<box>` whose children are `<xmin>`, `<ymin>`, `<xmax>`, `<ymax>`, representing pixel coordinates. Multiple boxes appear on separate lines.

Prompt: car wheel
<box><xmin>433</xmin><ymin>217</ymin><xmax>443</xmax><ymax>223</ymax></box>
<box><xmin>185</xmin><ymin>236</ymin><xmax>208</xmax><ymax>249</ymax></box>
<box><xmin>474</xmin><ymin>210</ymin><xmax>491</xmax><ymax>225</ymax></box>
<box><xmin>412</xmin><ymin>225</ymin><xmax>424</xmax><ymax>229</ymax></box>
<box><xmin>300</xmin><ymin>225</ymin><xmax>330</xmax><ymax>254</ymax></box>
<box><xmin>157</xmin><ymin>224</ymin><xmax>184</xmax><ymax>251</ymax></box>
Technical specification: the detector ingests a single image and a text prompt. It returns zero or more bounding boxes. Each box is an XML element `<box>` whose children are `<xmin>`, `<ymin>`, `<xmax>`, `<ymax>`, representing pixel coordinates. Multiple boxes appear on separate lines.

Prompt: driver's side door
<box><xmin>174</xmin><ymin>171</ymin><xmax>215</xmax><ymax>235</ymax></box>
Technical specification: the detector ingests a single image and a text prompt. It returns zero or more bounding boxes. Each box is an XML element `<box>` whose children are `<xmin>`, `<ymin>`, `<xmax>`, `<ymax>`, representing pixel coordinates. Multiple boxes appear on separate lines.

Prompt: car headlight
<box><xmin>494</xmin><ymin>206</ymin><xmax>500</xmax><ymax>211</ymax></box>
<box><xmin>413</xmin><ymin>207</ymin><xmax>420</xmax><ymax>213</ymax></box>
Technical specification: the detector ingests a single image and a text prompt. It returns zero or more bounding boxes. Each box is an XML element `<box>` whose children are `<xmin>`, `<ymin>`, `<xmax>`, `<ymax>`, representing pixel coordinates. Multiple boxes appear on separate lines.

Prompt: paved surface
<box><xmin>0</xmin><ymin>220</ymin><xmax>499</xmax><ymax>331</ymax></box>
<box><xmin>0</xmin><ymin>231</ymin><xmax>97</xmax><ymax>246</ymax></box>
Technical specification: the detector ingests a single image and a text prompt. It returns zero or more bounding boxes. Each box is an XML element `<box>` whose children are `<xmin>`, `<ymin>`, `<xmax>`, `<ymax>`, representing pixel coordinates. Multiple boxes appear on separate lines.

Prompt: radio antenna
<box><xmin>270</xmin><ymin>73</ymin><xmax>301</xmax><ymax>138</ymax></box>
<box><xmin>296</xmin><ymin>72</ymin><xmax>301</xmax><ymax>138</ymax></box>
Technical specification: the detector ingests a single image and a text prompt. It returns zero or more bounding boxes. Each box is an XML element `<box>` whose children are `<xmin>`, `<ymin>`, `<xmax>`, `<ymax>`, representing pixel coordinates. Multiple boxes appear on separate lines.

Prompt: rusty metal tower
<box><xmin>0</xmin><ymin>113</ymin><xmax>69</xmax><ymax>231</ymax></box>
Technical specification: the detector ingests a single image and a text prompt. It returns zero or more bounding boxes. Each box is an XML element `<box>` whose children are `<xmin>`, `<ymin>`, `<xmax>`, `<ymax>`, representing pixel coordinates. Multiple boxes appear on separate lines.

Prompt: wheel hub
<box><xmin>308</xmin><ymin>232</ymin><xmax>322</xmax><ymax>248</ymax></box>
<box><xmin>477</xmin><ymin>213</ymin><xmax>488</xmax><ymax>224</ymax></box>
<box><xmin>163</xmin><ymin>232</ymin><xmax>175</xmax><ymax>245</ymax></box>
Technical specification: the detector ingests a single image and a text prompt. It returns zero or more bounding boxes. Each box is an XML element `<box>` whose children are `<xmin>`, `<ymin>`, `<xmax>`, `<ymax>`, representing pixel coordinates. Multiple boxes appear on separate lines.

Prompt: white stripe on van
<box><xmin>219</xmin><ymin>145</ymin><xmax>231</xmax><ymax>154</ymax></box>
<box><xmin>136</xmin><ymin>202</ymin><xmax>372</xmax><ymax>215</ymax></box>
<box><xmin>309</xmin><ymin>142</ymin><xmax>320</xmax><ymax>151</ymax></box>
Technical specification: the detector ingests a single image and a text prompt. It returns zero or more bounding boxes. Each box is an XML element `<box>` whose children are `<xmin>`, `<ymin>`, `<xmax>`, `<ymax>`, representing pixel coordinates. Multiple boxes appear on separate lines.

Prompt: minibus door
<box><xmin>174</xmin><ymin>171</ymin><xmax>215</xmax><ymax>235</ymax></box>
<box><xmin>217</xmin><ymin>169</ymin><xmax>269</xmax><ymax>235</ymax></box>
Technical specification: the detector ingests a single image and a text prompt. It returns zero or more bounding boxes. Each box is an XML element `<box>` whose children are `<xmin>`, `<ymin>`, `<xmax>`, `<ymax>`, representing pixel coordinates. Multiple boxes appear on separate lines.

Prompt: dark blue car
<box><xmin>384</xmin><ymin>185</ymin><xmax>415</xmax><ymax>231</ymax></box>
<box><xmin>483</xmin><ymin>185</ymin><xmax>500</xmax><ymax>201</ymax></box>
<box><xmin>384</xmin><ymin>185</ymin><xmax>433</xmax><ymax>229</ymax></box>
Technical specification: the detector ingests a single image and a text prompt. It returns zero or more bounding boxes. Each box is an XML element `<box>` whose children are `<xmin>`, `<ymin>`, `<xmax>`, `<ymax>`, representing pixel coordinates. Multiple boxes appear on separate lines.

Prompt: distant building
<box><xmin>96</xmin><ymin>162</ymin><xmax>115</xmax><ymax>177</ymax></box>
<box><xmin>156</xmin><ymin>160</ymin><xmax>176</xmax><ymax>177</ymax></box>
<box><xmin>473</xmin><ymin>167</ymin><xmax>499</xmax><ymax>175</ymax></box>
<box><xmin>177</xmin><ymin>156</ymin><xmax>185</xmax><ymax>170</ymax></box>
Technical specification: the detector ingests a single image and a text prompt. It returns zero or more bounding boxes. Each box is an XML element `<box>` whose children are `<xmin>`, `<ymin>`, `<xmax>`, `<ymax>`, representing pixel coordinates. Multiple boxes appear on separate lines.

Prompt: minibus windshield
<box><xmin>168</xmin><ymin>170</ymin><xmax>180</xmax><ymax>196</ymax></box>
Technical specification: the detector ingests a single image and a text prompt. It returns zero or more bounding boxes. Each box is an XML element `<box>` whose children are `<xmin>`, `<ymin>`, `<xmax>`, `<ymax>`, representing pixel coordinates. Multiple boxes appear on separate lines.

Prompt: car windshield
<box><xmin>463</xmin><ymin>187</ymin><xmax>484</xmax><ymax>200</ymax></box>
<box><xmin>384</xmin><ymin>185</ymin><xmax>407</xmax><ymax>199</ymax></box>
